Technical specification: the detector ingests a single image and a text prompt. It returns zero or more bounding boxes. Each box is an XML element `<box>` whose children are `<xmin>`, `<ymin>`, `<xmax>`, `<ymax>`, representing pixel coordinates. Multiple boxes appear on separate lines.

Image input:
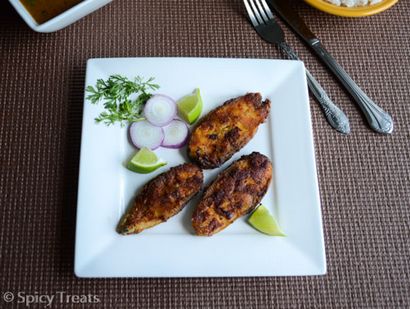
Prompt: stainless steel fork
<box><xmin>244</xmin><ymin>0</ymin><xmax>350</xmax><ymax>134</ymax></box>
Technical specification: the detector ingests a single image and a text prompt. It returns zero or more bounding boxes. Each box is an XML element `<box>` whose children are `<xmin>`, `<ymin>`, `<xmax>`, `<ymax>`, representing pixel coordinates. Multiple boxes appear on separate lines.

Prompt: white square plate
<box><xmin>75</xmin><ymin>57</ymin><xmax>326</xmax><ymax>277</ymax></box>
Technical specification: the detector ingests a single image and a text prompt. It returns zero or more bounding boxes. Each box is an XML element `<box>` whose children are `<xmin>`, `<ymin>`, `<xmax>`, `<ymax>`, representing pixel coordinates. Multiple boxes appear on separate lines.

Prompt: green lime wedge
<box><xmin>177</xmin><ymin>88</ymin><xmax>203</xmax><ymax>124</ymax></box>
<box><xmin>127</xmin><ymin>147</ymin><xmax>167</xmax><ymax>174</ymax></box>
<box><xmin>248</xmin><ymin>205</ymin><xmax>286</xmax><ymax>236</ymax></box>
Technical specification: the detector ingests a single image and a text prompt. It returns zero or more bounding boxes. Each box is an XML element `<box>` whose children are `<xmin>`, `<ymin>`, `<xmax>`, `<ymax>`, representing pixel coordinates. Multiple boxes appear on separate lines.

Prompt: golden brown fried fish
<box><xmin>188</xmin><ymin>93</ymin><xmax>270</xmax><ymax>169</ymax></box>
<box><xmin>118</xmin><ymin>163</ymin><xmax>203</xmax><ymax>235</ymax></box>
<box><xmin>192</xmin><ymin>152</ymin><xmax>272</xmax><ymax>236</ymax></box>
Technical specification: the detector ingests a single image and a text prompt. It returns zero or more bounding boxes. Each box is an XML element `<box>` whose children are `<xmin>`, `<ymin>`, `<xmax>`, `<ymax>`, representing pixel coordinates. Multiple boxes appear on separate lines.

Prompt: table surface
<box><xmin>1</xmin><ymin>0</ymin><xmax>409</xmax><ymax>308</ymax></box>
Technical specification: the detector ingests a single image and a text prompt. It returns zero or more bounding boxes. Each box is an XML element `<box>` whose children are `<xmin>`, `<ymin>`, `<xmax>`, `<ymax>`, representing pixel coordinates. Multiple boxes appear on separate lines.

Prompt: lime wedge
<box><xmin>177</xmin><ymin>88</ymin><xmax>203</xmax><ymax>124</ymax></box>
<box><xmin>127</xmin><ymin>147</ymin><xmax>167</xmax><ymax>174</ymax></box>
<box><xmin>248</xmin><ymin>205</ymin><xmax>286</xmax><ymax>236</ymax></box>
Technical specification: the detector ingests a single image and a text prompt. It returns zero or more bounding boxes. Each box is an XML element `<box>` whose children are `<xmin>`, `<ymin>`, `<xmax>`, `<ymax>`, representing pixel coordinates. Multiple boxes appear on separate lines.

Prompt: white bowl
<box><xmin>9</xmin><ymin>0</ymin><xmax>112</xmax><ymax>32</ymax></box>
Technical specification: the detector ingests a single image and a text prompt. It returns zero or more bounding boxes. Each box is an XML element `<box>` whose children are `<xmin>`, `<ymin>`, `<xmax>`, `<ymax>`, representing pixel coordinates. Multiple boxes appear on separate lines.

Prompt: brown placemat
<box><xmin>1</xmin><ymin>0</ymin><xmax>409</xmax><ymax>308</ymax></box>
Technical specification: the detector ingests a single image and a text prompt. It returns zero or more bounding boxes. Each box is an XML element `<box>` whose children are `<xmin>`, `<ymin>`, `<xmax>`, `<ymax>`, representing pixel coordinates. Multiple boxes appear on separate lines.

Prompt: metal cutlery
<box><xmin>244</xmin><ymin>0</ymin><xmax>350</xmax><ymax>134</ymax></box>
<box><xmin>268</xmin><ymin>0</ymin><xmax>393</xmax><ymax>134</ymax></box>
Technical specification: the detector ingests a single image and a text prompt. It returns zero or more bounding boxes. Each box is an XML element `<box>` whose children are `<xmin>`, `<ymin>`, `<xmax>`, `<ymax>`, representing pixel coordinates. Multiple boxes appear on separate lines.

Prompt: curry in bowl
<box><xmin>20</xmin><ymin>0</ymin><xmax>83</xmax><ymax>24</ymax></box>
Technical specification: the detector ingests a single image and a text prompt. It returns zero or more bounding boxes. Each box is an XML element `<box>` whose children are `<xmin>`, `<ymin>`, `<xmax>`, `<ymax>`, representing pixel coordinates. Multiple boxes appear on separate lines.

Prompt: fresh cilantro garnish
<box><xmin>86</xmin><ymin>74</ymin><xmax>160</xmax><ymax>126</ymax></box>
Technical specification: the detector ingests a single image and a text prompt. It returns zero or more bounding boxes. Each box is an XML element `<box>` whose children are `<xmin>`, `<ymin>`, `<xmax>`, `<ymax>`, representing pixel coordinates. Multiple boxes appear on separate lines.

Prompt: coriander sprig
<box><xmin>86</xmin><ymin>74</ymin><xmax>160</xmax><ymax>126</ymax></box>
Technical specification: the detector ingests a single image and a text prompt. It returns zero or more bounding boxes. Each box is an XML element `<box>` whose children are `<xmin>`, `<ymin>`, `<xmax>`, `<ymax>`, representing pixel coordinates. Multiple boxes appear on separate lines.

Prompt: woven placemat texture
<box><xmin>1</xmin><ymin>0</ymin><xmax>409</xmax><ymax>307</ymax></box>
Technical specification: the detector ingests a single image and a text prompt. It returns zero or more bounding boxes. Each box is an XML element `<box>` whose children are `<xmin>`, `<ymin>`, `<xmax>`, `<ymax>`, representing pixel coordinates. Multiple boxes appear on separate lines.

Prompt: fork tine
<box><xmin>247</xmin><ymin>0</ymin><xmax>264</xmax><ymax>26</ymax></box>
<box><xmin>259</xmin><ymin>0</ymin><xmax>274</xmax><ymax>19</ymax></box>
<box><xmin>254</xmin><ymin>0</ymin><xmax>269</xmax><ymax>23</ymax></box>
<box><xmin>243</xmin><ymin>0</ymin><xmax>260</xmax><ymax>27</ymax></box>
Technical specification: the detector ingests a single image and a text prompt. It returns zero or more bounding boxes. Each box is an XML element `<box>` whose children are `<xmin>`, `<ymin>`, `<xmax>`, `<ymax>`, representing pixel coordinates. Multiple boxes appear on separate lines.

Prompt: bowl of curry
<box><xmin>9</xmin><ymin>0</ymin><xmax>112</xmax><ymax>32</ymax></box>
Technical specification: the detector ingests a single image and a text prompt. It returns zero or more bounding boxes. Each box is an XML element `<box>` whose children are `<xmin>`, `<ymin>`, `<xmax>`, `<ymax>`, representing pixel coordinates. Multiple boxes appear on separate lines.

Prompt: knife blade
<box><xmin>268</xmin><ymin>0</ymin><xmax>394</xmax><ymax>134</ymax></box>
<box><xmin>268</xmin><ymin>0</ymin><xmax>318</xmax><ymax>46</ymax></box>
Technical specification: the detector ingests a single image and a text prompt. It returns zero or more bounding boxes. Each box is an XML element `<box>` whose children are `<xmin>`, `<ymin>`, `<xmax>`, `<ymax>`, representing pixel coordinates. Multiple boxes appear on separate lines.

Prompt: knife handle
<box><xmin>310</xmin><ymin>41</ymin><xmax>393</xmax><ymax>134</ymax></box>
<box><xmin>278</xmin><ymin>42</ymin><xmax>350</xmax><ymax>134</ymax></box>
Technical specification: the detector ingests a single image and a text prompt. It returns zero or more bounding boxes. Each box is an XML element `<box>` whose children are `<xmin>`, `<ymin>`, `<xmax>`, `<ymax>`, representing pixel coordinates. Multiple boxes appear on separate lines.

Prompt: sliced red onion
<box><xmin>144</xmin><ymin>94</ymin><xmax>177</xmax><ymax>127</ymax></box>
<box><xmin>161</xmin><ymin>119</ymin><xmax>189</xmax><ymax>149</ymax></box>
<box><xmin>129</xmin><ymin>120</ymin><xmax>164</xmax><ymax>150</ymax></box>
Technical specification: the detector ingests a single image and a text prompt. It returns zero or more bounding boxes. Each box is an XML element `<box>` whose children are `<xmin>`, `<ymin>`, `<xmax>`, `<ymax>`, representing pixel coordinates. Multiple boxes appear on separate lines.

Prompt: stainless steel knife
<box><xmin>268</xmin><ymin>0</ymin><xmax>394</xmax><ymax>134</ymax></box>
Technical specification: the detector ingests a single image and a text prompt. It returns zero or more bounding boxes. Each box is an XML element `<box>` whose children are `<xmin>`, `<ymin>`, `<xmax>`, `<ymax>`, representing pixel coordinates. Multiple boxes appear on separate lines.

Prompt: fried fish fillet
<box><xmin>117</xmin><ymin>163</ymin><xmax>203</xmax><ymax>235</ymax></box>
<box><xmin>192</xmin><ymin>152</ymin><xmax>272</xmax><ymax>236</ymax></box>
<box><xmin>188</xmin><ymin>93</ymin><xmax>270</xmax><ymax>169</ymax></box>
